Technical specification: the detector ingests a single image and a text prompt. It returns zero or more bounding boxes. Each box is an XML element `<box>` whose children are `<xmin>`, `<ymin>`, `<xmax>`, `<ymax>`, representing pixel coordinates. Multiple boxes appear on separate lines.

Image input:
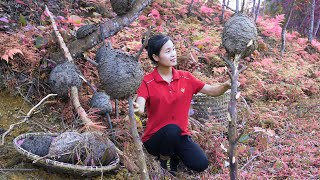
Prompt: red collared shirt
<box><xmin>137</xmin><ymin>67</ymin><xmax>205</xmax><ymax>142</ymax></box>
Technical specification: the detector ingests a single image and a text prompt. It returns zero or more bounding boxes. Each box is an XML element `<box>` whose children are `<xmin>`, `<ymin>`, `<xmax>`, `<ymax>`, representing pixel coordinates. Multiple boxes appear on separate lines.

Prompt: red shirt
<box><xmin>137</xmin><ymin>67</ymin><xmax>205</xmax><ymax>142</ymax></box>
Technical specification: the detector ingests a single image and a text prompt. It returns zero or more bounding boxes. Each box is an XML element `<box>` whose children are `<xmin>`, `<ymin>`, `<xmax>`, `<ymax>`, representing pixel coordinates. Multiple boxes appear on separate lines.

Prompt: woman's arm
<box><xmin>134</xmin><ymin>96</ymin><xmax>146</xmax><ymax>116</ymax></box>
<box><xmin>199</xmin><ymin>81</ymin><xmax>231</xmax><ymax>97</ymax></box>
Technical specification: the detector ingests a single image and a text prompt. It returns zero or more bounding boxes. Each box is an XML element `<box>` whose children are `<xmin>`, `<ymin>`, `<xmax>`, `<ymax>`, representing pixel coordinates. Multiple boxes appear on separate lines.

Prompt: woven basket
<box><xmin>191</xmin><ymin>90</ymin><xmax>230</xmax><ymax>123</ymax></box>
<box><xmin>13</xmin><ymin>132</ymin><xmax>120</xmax><ymax>177</ymax></box>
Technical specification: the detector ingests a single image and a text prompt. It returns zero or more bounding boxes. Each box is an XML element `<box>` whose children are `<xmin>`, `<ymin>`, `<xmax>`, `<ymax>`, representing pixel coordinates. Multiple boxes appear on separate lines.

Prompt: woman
<box><xmin>134</xmin><ymin>34</ymin><xmax>231</xmax><ymax>174</ymax></box>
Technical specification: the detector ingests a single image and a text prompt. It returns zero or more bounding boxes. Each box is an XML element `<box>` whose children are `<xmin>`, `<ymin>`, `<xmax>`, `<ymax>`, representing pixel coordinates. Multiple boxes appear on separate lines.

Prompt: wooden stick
<box><xmin>128</xmin><ymin>97</ymin><xmax>149</xmax><ymax>179</ymax></box>
<box><xmin>45</xmin><ymin>6</ymin><xmax>73</xmax><ymax>63</ymax></box>
<box><xmin>0</xmin><ymin>94</ymin><xmax>57</xmax><ymax>145</ymax></box>
<box><xmin>45</xmin><ymin>6</ymin><xmax>101</xmax><ymax>130</ymax></box>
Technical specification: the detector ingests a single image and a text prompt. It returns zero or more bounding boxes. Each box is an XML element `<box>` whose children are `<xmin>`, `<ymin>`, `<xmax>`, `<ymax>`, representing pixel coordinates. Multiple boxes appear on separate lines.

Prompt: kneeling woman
<box><xmin>134</xmin><ymin>34</ymin><xmax>231</xmax><ymax>174</ymax></box>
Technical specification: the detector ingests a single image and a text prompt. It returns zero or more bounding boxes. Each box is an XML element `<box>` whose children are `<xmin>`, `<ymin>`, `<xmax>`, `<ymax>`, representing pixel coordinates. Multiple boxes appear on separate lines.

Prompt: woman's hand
<box><xmin>134</xmin><ymin>96</ymin><xmax>146</xmax><ymax>116</ymax></box>
<box><xmin>224</xmin><ymin>79</ymin><xmax>240</xmax><ymax>88</ymax></box>
<box><xmin>133</xmin><ymin>102</ymin><xmax>140</xmax><ymax>113</ymax></box>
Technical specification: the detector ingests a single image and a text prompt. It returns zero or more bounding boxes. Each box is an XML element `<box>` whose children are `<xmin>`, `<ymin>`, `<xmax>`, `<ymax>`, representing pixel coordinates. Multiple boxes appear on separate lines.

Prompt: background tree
<box><xmin>281</xmin><ymin>0</ymin><xmax>296</xmax><ymax>55</ymax></box>
<box><xmin>251</xmin><ymin>0</ymin><xmax>256</xmax><ymax>16</ymax></box>
<box><xmin>236</xmin><ymin>0</ymin><xmax>240</xmax><ymax>12</ymax></box>
<box><xmin>314</xmin><ymin>17</ymin><xmax>320</xmax><ymax>37</ymax></box>
<box><xmin>254</xmin><ymin>0</ymin><xmax>261</xmax><ymax>23</ymax></box>
<box><xmin>308</xmin><ymin>0</ymin><xmax>315</xmax><ymax>42</ymax></box>
<box><xmin>221</xmin><ymin>0</ymin><xmax>226</xmax><ymax>23</ymax></box>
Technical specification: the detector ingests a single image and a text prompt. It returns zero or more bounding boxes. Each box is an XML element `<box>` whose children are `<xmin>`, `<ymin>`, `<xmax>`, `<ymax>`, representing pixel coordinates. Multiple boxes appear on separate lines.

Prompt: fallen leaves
<box><xmin>1</xmin><ymin>48</ymin><xmax>24</xmax><ymax>63</ymax></box>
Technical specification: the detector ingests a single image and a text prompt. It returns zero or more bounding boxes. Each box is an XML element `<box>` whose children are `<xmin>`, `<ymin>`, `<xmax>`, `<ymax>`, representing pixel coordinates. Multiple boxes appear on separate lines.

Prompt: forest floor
<box><xmin>0</xmin><ymin>0</ymin><xmax>319</xmax><ymax>179</ymax></box>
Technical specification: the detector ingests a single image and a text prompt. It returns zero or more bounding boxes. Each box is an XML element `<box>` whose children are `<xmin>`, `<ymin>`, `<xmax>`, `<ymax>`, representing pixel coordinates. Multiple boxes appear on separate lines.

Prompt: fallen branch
<box><xmin>51</xmin><ymin>0</ymin><xmax>153</xmax><ymax>63</ymax></box>
<box><xmin>0</xmin><ymin>94</ymin><xmax>57</xmax><ymax>146</ymax></box>
<box><xmin>114</xmin><ymin>146</ymin><xmax>139</xmax><ymax>173</ymax></box>
<box><xmin>240</xmin><ymin>146</ymin><xmax>278</xmax><ymax>171</ymax></box>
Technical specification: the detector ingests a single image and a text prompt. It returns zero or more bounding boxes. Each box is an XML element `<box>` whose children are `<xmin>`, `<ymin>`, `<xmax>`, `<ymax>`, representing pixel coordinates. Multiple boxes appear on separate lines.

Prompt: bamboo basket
<box><xmin>191</xmin><ymin>90</ymin><xmax>230</xmax><ymax>124</ymax></box>
<box><xmin>13</xmin><ymin>132</ymin><xmax>120</xmax><ymax>177</ymax></box>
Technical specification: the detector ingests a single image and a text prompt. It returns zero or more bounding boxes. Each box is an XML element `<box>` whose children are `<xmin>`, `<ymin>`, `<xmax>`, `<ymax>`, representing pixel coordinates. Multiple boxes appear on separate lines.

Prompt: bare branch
<box><xmin>1</xmin><ymin>94</ymin><xmax>57</xmax><ymax>146</ymax></box>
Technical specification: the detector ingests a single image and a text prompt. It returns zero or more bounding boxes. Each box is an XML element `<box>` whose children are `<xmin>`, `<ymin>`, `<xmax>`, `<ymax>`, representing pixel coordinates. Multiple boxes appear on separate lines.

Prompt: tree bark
<box><xmin>128</xmin><ymin>97</ymin><xmax>149</xmax><ymax>180</ymax></box>
<box><xmin>314</xmin><ymin>17</ymin><xmax>320</xmax><ymax>37</ymax></box>
<box><xmin>222</xmin><ymin>54</ymin><xmax>246</xmax><ymax>180</ymax></box>
<box><xmin>187</xmin><ymin>0</ymin><xmax>194</xmax><ymax>17</ymax></box>
<box><xmin>221</xmin><ymin>0</ymin><xmax>226</xmax><ymax>23</ymax></box>
<box><xmin>308</xmin><ymin>0</ymin><xmax>315</xmax><ymax>42</ymax></box>
<box><xmin>51</xmin><ymin>0</ymin><xmax>153</xmax><ymax>63</ymax></box>
<box><xmin>241</xmin><ymin>0</ymin><xmax>245</xmax><ymax>13</ymax></box>
<box><xmin>254</xmin><ymin>0</ymin><xmax>261</xmax><ymax>23</ymax></box>
<box><xmin>261</xmin><ymin>0</ymin><xmax>265</xmax><ymax>17</ymax></box>
<box><xmin>236</xmin><ymin>0</ymin><xmax>240</xmax><ymax>13</ymax></box>
<box><xmin>251</xmin><ymin>0</ymin><xmax>256</xmax><ymax>17</ymax></box>
<box><xmin>281</xmin><ymin>0</ymin><xmax>295</xmax><ymax>55</ymax></box>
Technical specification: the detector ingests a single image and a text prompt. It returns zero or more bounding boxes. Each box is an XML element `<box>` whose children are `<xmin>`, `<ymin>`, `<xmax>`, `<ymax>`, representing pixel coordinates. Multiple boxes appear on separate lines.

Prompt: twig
<box><xmin>0</xmin><ymin>94</ymin><xmax>57</xmax><ymax>146</ymax></box>
<box><xmin>83</xmin><ymin>55</ymin><xmax>99</xmax><ymax>67</ymax></box>
<box><xmin>135</xmin><ymin>28</ymin><xmax>151</xmax><ymax>60</ymax></box>
<box><xmin>240</xmin><ymin>146</ymin><xmax>278</xmax><ymax>171</ymax></box>
<box><xmin>114</xmin><ymin>146</ymin><xmax>139</xmax><ymax>172</ymax></box>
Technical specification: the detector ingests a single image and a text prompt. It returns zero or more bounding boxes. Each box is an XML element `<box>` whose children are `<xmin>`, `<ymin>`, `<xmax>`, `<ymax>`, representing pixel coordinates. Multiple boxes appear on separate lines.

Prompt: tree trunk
<box><xmin>236</xmin><ymin>0</ymin><xmax>240</xmax><ymax>13</ymax></box>
<box><xmin>221</xmin><ymin>0</ymin><xmax>226</xmax><ymax>23</ymax></box>
<box><xmin>223</xmin><ymin>54</ymin><xmax>246</xmax><ymax>180</ymax></box>
<box><xmin>128</xmin><ymin>97</ymin><xmax>149</xmax><ymax>180</ymax></box>
<box><xmin>251</xmin><ymin>0</ymin><xmax>256</xmax><ymax>16</ymax></box>
<box><xmin>261</xmin><ymin>0</ymin><xmax>265</xmax><ymax>17</ymax></box>
<box><xmin>299</xmin><ymin>12</ymin><xmax>309</xmax><ymax>31</ymax></box>
<box><xmin>241</xmin><ymin>0</ymin><xmax>245</xmax><ymax>12</ymax></box>
<box><xmin>314</xmin><ymin>17</ymin><xmax>320</xmax><ymax>37</ymax></box>
<box><xmin>188</xmin><ymin>0</ymin><xmax>194</xmax><ymax>17</ymax></box>
<box><xmin>308</xmin><ymin>0</ymin><xmax>315</xmax><ymax>42</ymax></box>
<box><xmin>254</xmin><ymin>0</ymin><xmax>261</xmax><ymax>23</ymax></box>
<box><xmin>281</xmin><ymin>0</ymin><xmax>295</xmax><ymax>55</ymax></box>
<box><xmin>50</xmin><ymin>0</ymin><xmax>152</xmax><ymax>63</ymax></box>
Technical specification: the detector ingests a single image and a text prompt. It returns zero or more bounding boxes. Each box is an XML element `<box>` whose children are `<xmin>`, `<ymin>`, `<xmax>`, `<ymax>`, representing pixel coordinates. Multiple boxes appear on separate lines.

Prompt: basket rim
<box><xmin>13</xmin><ymin>132</ymin><xmax>120</xmax><ymax>173</ymax></box>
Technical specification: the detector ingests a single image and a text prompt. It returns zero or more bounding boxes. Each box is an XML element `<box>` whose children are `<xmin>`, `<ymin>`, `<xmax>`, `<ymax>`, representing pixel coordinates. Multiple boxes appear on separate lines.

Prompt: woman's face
<box><xmin>153</xmin><ymin>40</ymin><xmax>177</xmax><ymax>67</ymax></box>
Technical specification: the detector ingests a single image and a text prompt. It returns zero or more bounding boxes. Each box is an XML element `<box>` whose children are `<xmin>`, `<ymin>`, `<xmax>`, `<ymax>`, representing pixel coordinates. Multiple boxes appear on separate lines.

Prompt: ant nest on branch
<box><xmin>49</xmin><ymin>62</ymin><xmax>82</xmax><ymax>97</ymax></box>
<box><xmin>97</xmin><ymin>47</ymin><xmax>143</xmax><ymax>100</ymax></box>
<box><xmin>222</xmin><ymin>13</ymin><xmax>258</xmax><ymax>58</ymax></box>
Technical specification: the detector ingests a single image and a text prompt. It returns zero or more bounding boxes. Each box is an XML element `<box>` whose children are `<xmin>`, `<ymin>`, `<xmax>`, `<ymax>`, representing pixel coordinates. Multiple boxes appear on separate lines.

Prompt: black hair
<box><xmin>143</xmin><ymin>34</ymin><xmax>171</xmax><ymax>64</ymax></box>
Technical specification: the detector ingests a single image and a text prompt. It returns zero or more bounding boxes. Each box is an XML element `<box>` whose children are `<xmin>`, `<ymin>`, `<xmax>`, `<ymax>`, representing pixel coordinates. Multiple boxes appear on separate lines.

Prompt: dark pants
<box><xmin>143</xmin><ymin>124</ymin><xmax>208</xmax><ymax>172</ymax></box>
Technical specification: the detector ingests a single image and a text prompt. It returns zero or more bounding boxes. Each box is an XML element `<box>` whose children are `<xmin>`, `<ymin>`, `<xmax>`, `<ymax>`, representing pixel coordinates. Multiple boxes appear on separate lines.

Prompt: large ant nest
<box><xmin>110</xmin><ymin>0</ymin><xmax>136</xmax><ymax>16</ymax></box>
<box><xmin>97</xmin><ymin>48</ymin><xmax>143</xmax><ymax>99</ymax></box>
<box><xmin>48</xmin><ymin>131</ymin><xmax>117</xmax><ymax>166</ymax></box>
<box><xmin>222</xmin><ymin>13</ymin><xmax>258</xmax><ymax>58</ymax></box>
<box><xmin>49</xmin><ymin>62</ymin><xmax>82</xmax><ymax>97</ymax></box>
